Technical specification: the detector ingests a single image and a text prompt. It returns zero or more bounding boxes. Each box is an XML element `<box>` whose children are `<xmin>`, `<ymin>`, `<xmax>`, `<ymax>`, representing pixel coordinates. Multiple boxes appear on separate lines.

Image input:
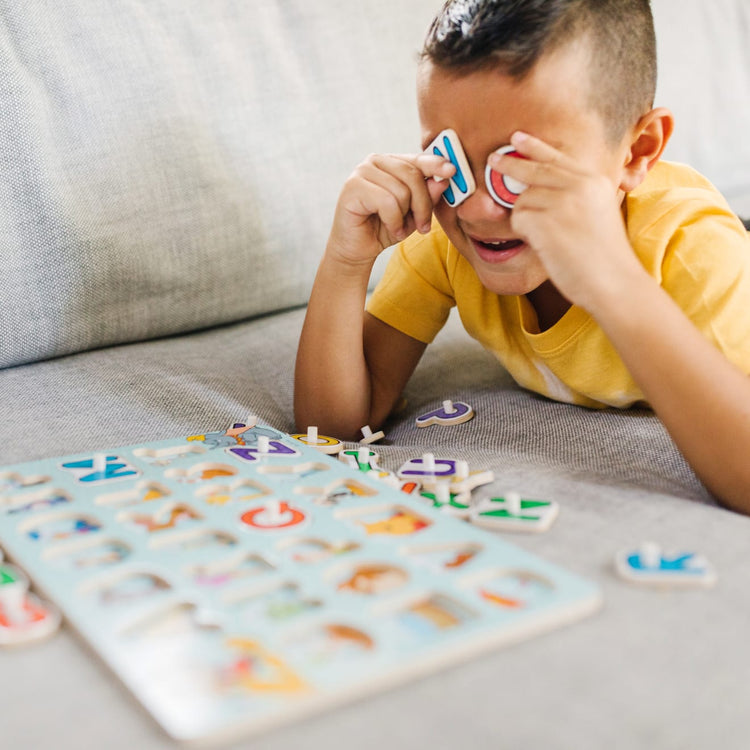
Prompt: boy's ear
<box><xmin>619</xmin><ymin>107</ymin><xmax>674</xmax><ymax>193</ymax></box>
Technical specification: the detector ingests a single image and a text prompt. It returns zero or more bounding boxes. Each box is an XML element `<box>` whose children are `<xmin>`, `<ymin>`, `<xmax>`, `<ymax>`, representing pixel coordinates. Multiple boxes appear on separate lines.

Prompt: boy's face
<box><xmin>418</xmin><ymin>42</ymin><xmax>631</xmax><ymax>297</ymax></box>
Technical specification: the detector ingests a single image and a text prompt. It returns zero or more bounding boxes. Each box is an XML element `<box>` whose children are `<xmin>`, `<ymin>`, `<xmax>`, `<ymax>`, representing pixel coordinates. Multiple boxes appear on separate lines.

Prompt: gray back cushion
<box><xmin>0</xmin><ymin>1</ymin><xmax>440</xmax><ymax>368</ymax></box>
<box><xmin>653</xmin><ymin>0</ymin><xmax>750</xmax><ymax>216</ymax></box>
<box><xmin>3</xmin><ymin>0</ymin><xmax>746</xmax><ymax>369</ymax></box>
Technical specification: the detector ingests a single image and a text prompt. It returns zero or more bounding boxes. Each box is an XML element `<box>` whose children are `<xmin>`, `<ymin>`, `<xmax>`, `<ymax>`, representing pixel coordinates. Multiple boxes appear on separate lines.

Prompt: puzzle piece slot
<box><xmin>330</xmin><ymin>562</ymin><xmax>409</xmax><ymax>596</ymax></box>
<box><xmin>133</xmin><ymin>444</ymin><xmax>207</xmax><ymax>466</ymax></box>
<box><xmin>95</xmin><ymin>482</ymin><xmax>171</xmax><ymax>508</ymax></box>
<box><xmin>222</xmin><ymin>581</ymin><xmax>323</xmax><ymax>624</ymax></box>
<box><xmin>20</xmin><ymin>511</ymin><xmax>102</xmax><ymax>542</ymax></box>
<box><xmin>335</xmin><ymin>504</ymin><xmax>433</xmax><ymax>537</ymax></box>
<box><xmin>373</xmin><ymin>591</ymin><xmax>478</xmax><ymax>640</ymax></box>
<box><xmin>185</xmin><ymin>552</ymin><xmax>275</xmax><ymax>588</ymax></box>
<box><xmin>42</xmin><ymin>537</ymin><xmax>132</xmax><ymax>570</ymax></box>
<box><xmin>294</xmin><ymin>478</ymin><xmax>377</xmax><ymax>507</ymax></box>
<box><xmin>399</xmin><ymin>542</ymin><xmax>483</xmax><ymax>572</ymax></box>
<box><xmin>119</xmin><ymin>601</ymin><xmax>224</xmax><ymax>641</ymax></box>
<box><xmin>0</xmin><ymin>471</ymin><xmax>51</xmax><ymax>494</ymax></box>
<box><xmin>80</xmin><ymin>570</ymin><xmax>171</xmax><ymax>607</ymax></box>
<box><xmin>460</xmin><ymin>568</ymin><xmax>557</xmax><ymax>611</ymax></box>
<box><xmin>256</xmin><ymin>461</ymin><xmax>330</xmax><ymax>477</ymax></box>
<box><xmin>164</xmin><ymin>463</ymin><xmax>238</xmax><ymax>483</ymax></box>
<box><xmin>278</xmin><ymin>623</ymin><xmax>375</xmax><ymax>673</ymax></box>
<box><xmin>220</xmin><ymin>637</ymin><xmax>309</xmax><ymax>695</ymax></box>
<box><xmin>276</xmin><ymin>537</ymin><xmax>361</xmax><ymax>565</ymax></box>
<box><xmin>194</xmin><ymin>478</ymin><xmax>273</xmax><ymax>506</ymax></box>
<box><xmin>1</xmin><ymin>487</ymin><xmax>72</xmax><ymax>515</ymax></box>
<box><xmin>117</xmin><ymin>502</ymin><xmax>203</xmax><ymax>533</ymax></box>
<box><xmin>149</xmin><ymin>528</ymin><xmax>237</xmax><ymax>551</ymax></box>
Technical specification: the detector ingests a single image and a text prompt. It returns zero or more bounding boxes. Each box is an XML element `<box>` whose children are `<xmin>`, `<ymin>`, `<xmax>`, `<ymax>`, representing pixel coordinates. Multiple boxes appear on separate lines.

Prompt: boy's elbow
<box><xmin>293</xmin><ymin>401</ymin><xmax>374</xmax><ymax>444</ymax></box>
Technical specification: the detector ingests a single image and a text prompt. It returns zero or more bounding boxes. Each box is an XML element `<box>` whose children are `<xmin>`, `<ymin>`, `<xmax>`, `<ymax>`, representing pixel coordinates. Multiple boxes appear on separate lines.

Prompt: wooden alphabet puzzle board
<box><xmin>0</xmin><ymin>421</ymin><xmax>601</xmax><ymax>745</ymax></box>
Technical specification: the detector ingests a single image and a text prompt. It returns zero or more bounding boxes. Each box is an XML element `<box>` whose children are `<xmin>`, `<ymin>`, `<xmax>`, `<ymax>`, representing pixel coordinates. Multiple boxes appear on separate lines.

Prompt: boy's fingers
<box><xmin>358</xmin><ymin>184</ymin><xmax>411</xmax><ymax>241</ymax></box>
<box><xmin>386</xmin><ymin>156</ymin><xmax>439</xmax><ymax>230</ymax></box>
<box><xmin>347</xmin><ymin>153</ymin><xmax>454</xmax><ymax>240</ymax></box>
<box><xmin>413</xmin><ymin>152</ymin><xmax>456</xmax><ymax>179</ymax></box>
<box><xmin>359</xmin><ymin>159</ymin><xmax>417</xmax><ymax>217</ymax></box>
<box><xmin>511</xmin><ymin>185</ymin><xmax>557</xmax><ymax>213</ymax></box>
<box><xmin>355</xmin><ymin>174</ymin><xmax>422</xmax><ymax>242</ymax></box>
<box><xmin>488</xmin><ymin>131</ymin><xmax>584</xmax><ymax>188</ymax></box>
<box><xmin>489</xmin><ymin>152</ymin><xmax>576</xmax><ymax>190</ymax></box>
<box><xmin>412</xmin><ymin>153</ymin><xmax>459</xmax><ymax>228</ymax></box>
<box><xmin>426</xmin><ymin>176</ymin><xmax>449</xmax><ymax>204</ymax></box>
<box><xmin>509</xmin><ymin>131</ymin><xmax>577</xmax><ymax>168</ymax></box>
<box><xmin>370</xmin><ymin>154</ymin><xmax>449</xmax><ymax>233</ymax></box>
<box><xmin>377</xmin><ymin>153</ymin><xmax>454</xmax><ymax>183</ymax></box>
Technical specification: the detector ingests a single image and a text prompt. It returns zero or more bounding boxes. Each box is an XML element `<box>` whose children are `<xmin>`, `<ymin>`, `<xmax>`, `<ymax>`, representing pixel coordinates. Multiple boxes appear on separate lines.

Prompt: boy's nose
<box><xmin>455</xmin><ymin>182</ymin><xmax>512</xmax><ymax>224</ymax></box>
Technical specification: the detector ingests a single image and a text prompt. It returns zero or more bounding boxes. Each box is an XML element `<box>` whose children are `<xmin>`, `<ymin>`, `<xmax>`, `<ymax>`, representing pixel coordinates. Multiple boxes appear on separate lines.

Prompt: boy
<box><xmin>295</xmin><ymin>0</ymin><xmax>750</xmax><ymax>453</ymax></box>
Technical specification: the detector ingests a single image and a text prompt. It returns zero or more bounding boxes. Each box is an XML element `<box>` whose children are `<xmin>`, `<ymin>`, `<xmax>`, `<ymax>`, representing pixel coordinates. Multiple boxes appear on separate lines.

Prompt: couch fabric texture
<box><xmin>0</xmin><ymin>1</ymin><xmax>432</xmax><ymax>368</ymax></box>
<box><xmin>1</xmin><ymin>1</ymin><xmax>749</xmax><ymax>749</ymax></box>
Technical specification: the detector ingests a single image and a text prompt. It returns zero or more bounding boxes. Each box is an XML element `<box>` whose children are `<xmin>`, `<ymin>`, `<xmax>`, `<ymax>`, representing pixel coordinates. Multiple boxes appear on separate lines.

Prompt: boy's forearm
<box><xmin>295</xmin><ymin>150</ymin><xmax>451</xmax><ymax>438</ymax></box>
<box><xmin>586</xmin><ymin>269</ymin><xmax>750</xmax><ymax>514</ymax></box>
<box><xmin>294</xmin><ymin>250</ymin><xmax>375</xmax><ymax>439</ymax></box>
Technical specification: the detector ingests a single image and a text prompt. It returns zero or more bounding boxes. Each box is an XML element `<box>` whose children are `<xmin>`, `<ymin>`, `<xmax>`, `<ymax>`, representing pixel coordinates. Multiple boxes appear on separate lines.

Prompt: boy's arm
<box><xmin>500</xmin><ymin>131</ymin><xmax>750</xmax><ymax>514</ymax></box>
<box><xmin>294</xmin><ymin>153</ymin><xmax>452</xmax><ymax>439</ymax></box>
<box><xmin>294</xmin><ymin>262</ymin><xmax>426</xmax><ymax>439</ymax></box>
<box><xmin>584</xmin><ymin>266</ymin><xmax>750</xmax><ymax>516</ymax></box>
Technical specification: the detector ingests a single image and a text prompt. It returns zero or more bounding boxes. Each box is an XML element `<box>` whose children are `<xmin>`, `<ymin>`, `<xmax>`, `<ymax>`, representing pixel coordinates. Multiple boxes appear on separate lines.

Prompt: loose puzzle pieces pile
<box><xmin>0</xmin><ymin>416</ymin><xmax>602</xmax><ymax>743</ymax></box>
<box><xmin>405</xmin><ymin>401</ymin><xmax>715</xmax><ymax>586</ymax></box>
<box><xmin>292</xmin><ymin>401</ymin><xmax>560</xmax><ymax>535</ymax></box>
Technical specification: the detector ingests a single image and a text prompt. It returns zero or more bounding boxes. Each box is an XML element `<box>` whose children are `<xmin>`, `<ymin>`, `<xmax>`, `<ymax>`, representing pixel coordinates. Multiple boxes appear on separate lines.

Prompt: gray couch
<box><xmin>2</xmin><ymin>2</ymin><xmax>749</xmax><ymax>748</ymax></box>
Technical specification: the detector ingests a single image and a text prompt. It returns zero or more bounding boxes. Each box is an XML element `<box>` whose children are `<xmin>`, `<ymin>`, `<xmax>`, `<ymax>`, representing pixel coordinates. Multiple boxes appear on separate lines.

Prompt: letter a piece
<box><xmin>426</xmin><ymin>129</ymin><xmax>476</xmax><ymax>207</ymax></box>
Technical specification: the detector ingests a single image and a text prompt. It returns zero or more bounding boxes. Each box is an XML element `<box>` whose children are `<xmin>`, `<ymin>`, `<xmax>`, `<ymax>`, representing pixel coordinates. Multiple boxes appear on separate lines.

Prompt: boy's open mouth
<box><xmin>470</xmin><ymin>236</ymin><xmax>527</xmax><ymax>263</ymax></box>
<box><xmin>475</xmin><ymin>238</ymin><xmax>524</xmax><ymax>252</ymax></box>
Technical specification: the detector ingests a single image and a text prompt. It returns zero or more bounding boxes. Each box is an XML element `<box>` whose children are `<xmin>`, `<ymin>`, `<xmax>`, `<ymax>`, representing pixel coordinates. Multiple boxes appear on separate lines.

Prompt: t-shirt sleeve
<box><xmin>655</xmin><ymin>197</ymin><xmax>750</xmax><ymax>374</ymax></box>
<box><xmin>366</xmin><ymin>228</ymin><xmax>456</xmax><ymax>344</ymax></box>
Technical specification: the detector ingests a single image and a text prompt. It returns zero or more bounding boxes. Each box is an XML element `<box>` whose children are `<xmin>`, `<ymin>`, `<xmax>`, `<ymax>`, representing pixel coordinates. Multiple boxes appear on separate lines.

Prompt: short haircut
<box><xmin>422</xmin><ymin>0</ymin><xmax>657</xmax><ymax>143</ymax></box>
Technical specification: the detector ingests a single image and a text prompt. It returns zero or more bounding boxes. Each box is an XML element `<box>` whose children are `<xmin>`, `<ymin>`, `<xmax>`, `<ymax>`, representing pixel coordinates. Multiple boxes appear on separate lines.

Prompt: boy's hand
<box><xmin>327</xmin><ymin>153</ymin><xmax>455</xmax><ymax>267</ymax></box>
<box><xmin>489</xmin><ymin>131</ymin><xmax>643</xmax><ymax>311</ymax></box>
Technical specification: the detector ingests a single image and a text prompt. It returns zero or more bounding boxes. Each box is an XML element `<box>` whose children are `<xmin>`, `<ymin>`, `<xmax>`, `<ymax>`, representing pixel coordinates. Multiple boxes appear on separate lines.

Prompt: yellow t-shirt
<box><xmin>366</xmin><ymin>161</ymin><xmax>750</xmax><ymax>409</ymax></box>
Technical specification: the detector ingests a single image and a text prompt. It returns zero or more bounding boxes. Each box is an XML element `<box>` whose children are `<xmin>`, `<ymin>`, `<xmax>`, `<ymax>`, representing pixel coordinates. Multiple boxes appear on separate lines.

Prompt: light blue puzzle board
<box><xmin>0</xmin><ymin>422</ymin><xmax>602</xmax><ymax>744</ymax></box>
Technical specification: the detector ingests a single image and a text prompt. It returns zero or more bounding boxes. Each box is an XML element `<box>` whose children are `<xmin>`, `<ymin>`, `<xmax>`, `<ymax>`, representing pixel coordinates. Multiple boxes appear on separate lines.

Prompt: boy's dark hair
<box><xmin>422</xmin><ymin>0</ymin><xmax>657</xmax><ymax>143</ymax></box>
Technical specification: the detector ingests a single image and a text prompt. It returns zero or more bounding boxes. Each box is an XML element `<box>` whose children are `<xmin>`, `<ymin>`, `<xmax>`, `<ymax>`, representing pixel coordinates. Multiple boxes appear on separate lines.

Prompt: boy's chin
<box><xmin>477</xmin><ymin>273</ymin><xmax>551</xmax><ymax>298</ymax></box>
<box><xmin>466</xmin><ymin>251</ymin><xmax>550</xmax><ymax>297</ymax></box>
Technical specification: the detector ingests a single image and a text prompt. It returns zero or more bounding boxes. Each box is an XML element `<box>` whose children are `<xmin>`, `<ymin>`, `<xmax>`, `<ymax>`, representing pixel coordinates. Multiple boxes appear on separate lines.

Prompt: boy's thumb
<box><xmin>427</xmin><ymin>177</ymin><xmax>449</xmax><ymax>205</ymax></box>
